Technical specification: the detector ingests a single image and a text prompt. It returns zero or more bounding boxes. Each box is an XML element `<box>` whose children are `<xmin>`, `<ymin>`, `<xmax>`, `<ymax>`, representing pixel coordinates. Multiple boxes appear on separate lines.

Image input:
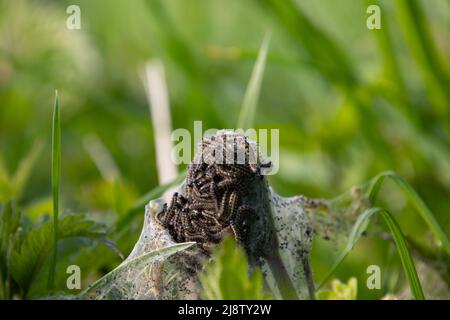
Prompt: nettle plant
<box><xmin>1</xmin><ymin>35</ymin><xmax>448</xmax><ymax>300</ymax></box>
<box><xmin>0</xmin><ymin>93</ymin><xmax>118</xmax><ymax>299</ymax></box>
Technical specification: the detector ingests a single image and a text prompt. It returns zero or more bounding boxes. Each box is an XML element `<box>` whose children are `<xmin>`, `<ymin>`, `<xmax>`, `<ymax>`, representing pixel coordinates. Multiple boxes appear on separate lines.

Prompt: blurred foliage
<box><xmin>0</xmin><ymin>0</ymin><xmax>449</xmax><ymax>299</ymax></box>
<box><xmin>317</xmin><ymin>277</ymin><xmax>358</xmax><ymax>300</ymax></box>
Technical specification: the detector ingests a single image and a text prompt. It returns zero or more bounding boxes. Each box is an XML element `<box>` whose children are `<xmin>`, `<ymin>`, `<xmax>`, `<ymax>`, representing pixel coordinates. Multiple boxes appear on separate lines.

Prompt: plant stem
<box><xmin>48</xmin><ymin>90</ymin><xmax>61</xmax><ymax>291</ymax></box>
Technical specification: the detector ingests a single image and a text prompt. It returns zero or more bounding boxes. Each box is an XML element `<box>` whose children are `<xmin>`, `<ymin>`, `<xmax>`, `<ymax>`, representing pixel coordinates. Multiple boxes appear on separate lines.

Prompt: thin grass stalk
<box><xmin>237</xmin><ymin>32</ymin><xmax>271</xmax><ymax>130</ymax></box>
<box><xmin>368</xmin><ymin>171</ymin><xmax>450</xmax><ymax>256</ymax></box>
<box><xmin>317</xmin><ymin>207</ymin><xmax>425</xmax><ymax>300</ymax></box>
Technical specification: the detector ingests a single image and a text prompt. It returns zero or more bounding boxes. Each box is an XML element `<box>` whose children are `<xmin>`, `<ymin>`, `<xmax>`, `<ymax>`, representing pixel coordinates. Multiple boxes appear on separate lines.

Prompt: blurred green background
<box><xmin>0</xmin><ymin>0</ymin><xmax>449</xmax><ymax>299</ymax></box>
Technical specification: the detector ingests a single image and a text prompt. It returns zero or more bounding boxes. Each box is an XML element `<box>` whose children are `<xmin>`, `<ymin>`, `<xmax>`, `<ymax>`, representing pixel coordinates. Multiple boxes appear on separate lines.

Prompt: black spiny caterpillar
<box><xmin>155</xmin><ymin>132</ymin><xmax>271</xmax><ymax>252</ymax></box>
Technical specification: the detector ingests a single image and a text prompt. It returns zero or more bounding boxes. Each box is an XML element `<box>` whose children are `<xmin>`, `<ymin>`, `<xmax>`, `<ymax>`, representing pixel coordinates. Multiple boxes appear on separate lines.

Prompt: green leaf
<box><xmin>237</xmin><ymin>32</ymin><xmax>271</xmax><ymax>130</ymax></box>
<box><xmin>10</xmin><ymin>213</ymin><xmax>108</xmax><ymax>298</ymax></box>
<box><xmin>317</xmin><ymin>277</ymin><xmax>357</xmax><ymax>300</ymax></box>
<box><xmin>199</xmin><ymin>237</ymin><xmax>272</xmax><ymax>300</ymax></box>
<box><xmin>0</xmin><ymin>201</ymin><xmax>21</xmax><ymax>299</ymax></box>
<box><xmin>79</xmin><ymin>241</ymin><xmax>195</xmax><ymax>299</ymax></box>
<box><xmin>368</xmin><ymin>171</ymin><xmax>450</xmax><ymax>256</ymax></box>
<box><xmin>318</xmin><ymin>207</ymin><xmax>425</xmax><ymax>300</ymax></box>
<box><xmin>48</xmin><ymin>90</ymin><xmax>61</xmax><ymax>291</ymax></box>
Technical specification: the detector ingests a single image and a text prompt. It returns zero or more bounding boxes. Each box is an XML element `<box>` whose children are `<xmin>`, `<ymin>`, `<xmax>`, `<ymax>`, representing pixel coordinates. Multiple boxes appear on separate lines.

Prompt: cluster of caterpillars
<box><xmin>156</xmin><ymin>133</ymin><xmax>270</xmax><ymax>252</ymax></box>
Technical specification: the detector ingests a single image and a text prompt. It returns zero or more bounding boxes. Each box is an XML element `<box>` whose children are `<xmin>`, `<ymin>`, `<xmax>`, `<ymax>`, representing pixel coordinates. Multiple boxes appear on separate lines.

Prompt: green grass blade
<box><xmin>367</xmin><ymin>171</ymin><xmax>450</xmax><ymax>256</ymax></box>
<box><xmin>47</xmin><ymin>90</ymin><xmax>61</xmax><ymax>291</ymax></box>
<box><xmin>379</xmin><ymin>209</ymin><xmax>424</xmax><ymax>300</ymax></box>
<box><xmin>317</xmin><ymin>207</ymin><xmax>425</xmax><ymax>300</ymax></box>
<box><xmin>79</xmin><ymin>242</ymin><xmax>195</xmax><ymax>298</ymax></box>
<box><xmin>237</xmin><ymin>32</ymin><xmax>271</xmax><ymax>130</ymax></box>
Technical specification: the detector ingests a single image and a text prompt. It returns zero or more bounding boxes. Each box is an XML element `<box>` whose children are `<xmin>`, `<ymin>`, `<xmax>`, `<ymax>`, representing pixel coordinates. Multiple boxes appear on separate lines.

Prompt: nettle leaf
<box><xmin>199</xmin><ymin>237</ymin><xmax>272</xmax><ymax>300</ymax></box>
<box><xmin>10</xmin><ymin>213</ymin><xmax>110</xmax><ymax>297</ymax></box>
